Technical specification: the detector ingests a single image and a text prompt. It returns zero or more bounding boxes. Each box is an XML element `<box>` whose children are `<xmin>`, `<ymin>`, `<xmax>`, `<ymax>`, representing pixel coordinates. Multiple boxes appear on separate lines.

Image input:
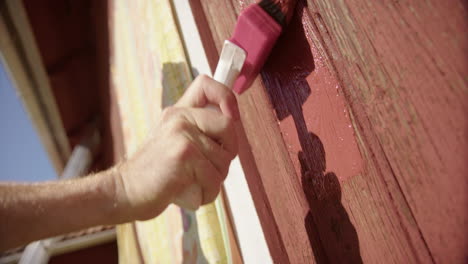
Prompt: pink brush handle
<box><xmin>229</xmin><ymin>4</ymin><xmax>281</xmax><ymax>94</ymax></box>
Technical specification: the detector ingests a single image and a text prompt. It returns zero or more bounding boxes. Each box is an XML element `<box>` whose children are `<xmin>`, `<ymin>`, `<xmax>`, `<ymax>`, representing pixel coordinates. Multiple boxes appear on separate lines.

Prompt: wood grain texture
<box><xmin>305</xmin><ymin>0</ymin><xmax>468</xmax><ymax>262</ymax></box>
<box><xmin>191</xmin><ymin>0</ymin><xmax>467</xmax><ymax>263</ymax></box>
<box><xmin>22</xmin><ymin>0</ymin><xmax>100</xmax><ymax>148</ymax></box>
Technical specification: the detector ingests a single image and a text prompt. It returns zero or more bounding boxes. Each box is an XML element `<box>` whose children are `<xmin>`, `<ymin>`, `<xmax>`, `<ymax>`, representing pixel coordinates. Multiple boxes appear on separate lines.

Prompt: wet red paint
<box><xmin>190</xmin><ymin>0</ymin><xmax>365</xmax><ymax>262</ymax></box>
<box><xmin>257</xmin><ymin>3</ymin><xmax>365</xmax><ymax>260</ymax></box>
<box><xmin>261</xmin><ymin>2</ymin><xmax>362</xmax><ymax>182</ymax></box>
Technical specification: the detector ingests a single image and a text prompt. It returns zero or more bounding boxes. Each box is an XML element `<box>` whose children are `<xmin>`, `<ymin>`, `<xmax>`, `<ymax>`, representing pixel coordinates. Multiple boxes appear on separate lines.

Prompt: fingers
<box><xmin>183</xmin><ymin>126</ymin><xmax>233</xmax><ymax>178</ymax></box>
<box><xmin>190</xmin><ymin>147</ymin><xmax>223</xmax><ymax>205</ymax></box>
<box><xmin>163</xmin><ymin>75</ymin><xmax>241</xmax><ymax>207</ymax></box>
<box><xmin>183</xmin><ymin>108</ymin><xmax>238</xmax><ymax>159</ymax></box>
<box><xmin>176</xmin><ymin>75</ymin><xmax>240</xmax><ymax>120</ymax></box>
<box><xmin>180</xmin><ymin>109</ymin><xmax>237</xmax><ymax>204</ymax></box>
<box><xmin>170</xmin><ymin>135</ymin><xmax>224</xmax><ymax>207</ymax></box>
<box><xmin>163</xmin><ymin>106</ymin><xmax>238</xmax><ymax>159</ymax></box>
<box><xmin>162</xmin><ymin>106</ymin><xmax>237</xmax><ymax>205</ymax></box>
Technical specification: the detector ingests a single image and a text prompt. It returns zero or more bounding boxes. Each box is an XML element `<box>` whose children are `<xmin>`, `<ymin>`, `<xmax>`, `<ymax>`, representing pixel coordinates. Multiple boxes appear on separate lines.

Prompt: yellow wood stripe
<box><xmin>110</xmin><ymin>0</ymin><xmax>230</xmax><ymax>262</ymax></box>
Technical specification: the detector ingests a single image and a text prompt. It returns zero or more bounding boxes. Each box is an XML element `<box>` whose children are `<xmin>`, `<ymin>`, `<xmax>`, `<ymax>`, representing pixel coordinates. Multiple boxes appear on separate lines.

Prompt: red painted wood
<box><xmin>24</xmin><ymin>0</ymin><xmax>124</xmax><ymax>172</ymax></box>
<box><xmin>261</xmin><ymin>2</ymin><xmax>363</xmax><ymax>182</ymax></box>
<box><xmin>49</xmin><ymin>241</ymin><xmax>118</xmax><ymax>264</ymax></box>
<box><xmin>47</xmin><ymin>54</ymin><xmax>98</xmax><ymax>143</ymax></box>
<box><xmin>23</xmin><ymin>0</ymin><xmax>99</xmax><ymax>149</ymax></box>
<box><xmin>305</xmin><ymin>0</ymin><xmax>468</xmax><ymax>262</ymax></box>
<box><xmin>191</xmin><ymin>0</ymin><xmax>467</xmax><ymax>263</ymax></box>
<box><xmin>22</xmin><ymin>0</ymin><xmax>94</xmax><ymax>68</ymax></box>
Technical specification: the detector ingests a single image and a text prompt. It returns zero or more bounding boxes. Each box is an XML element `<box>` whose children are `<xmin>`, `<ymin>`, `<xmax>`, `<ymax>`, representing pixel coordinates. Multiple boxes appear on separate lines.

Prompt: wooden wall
<box><xmin>49</xmin><ymin>241</ymin><xmax>118</xmax><ymax>264</ymax></box>
<box><xmin>20</xmin><ymin>0</ymin><xmax>467</xmax><ymax>262</ymax></box>
<box><xmin>23</xmin><ymin>0</ymin><xmax>121</xmax><ymax>171</ymax></box>
<box><xmin>23</xmin><ymin>0</ymin><xmax>98</xmax><ymax>147</ymax></box>
<box><xmin>190</xmin><ymin>0</ymin><xmax>467</xmax><ymax>263</ymax></box>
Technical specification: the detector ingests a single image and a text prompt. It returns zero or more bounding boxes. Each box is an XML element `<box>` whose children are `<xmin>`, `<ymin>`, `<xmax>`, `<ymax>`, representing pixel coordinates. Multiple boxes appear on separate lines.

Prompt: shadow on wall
<box><xmin>162</xmin><ymin>62</ymin><xmax>184</xmax><ymax>109</ymax></box>
<box><xmin>161</xmin><ymin>62</ymin><xmax>198</xmax><ymax>109</ymax></box>
<box><xmin>261</xmin><ymin>0</ymin><xmax>362</xmax><ymax>262</ymax></box>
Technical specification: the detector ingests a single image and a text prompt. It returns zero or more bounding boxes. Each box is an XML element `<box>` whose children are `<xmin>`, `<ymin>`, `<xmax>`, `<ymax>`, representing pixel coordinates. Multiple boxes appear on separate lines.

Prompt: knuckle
<box><xmin>197</xmin><ymin>74</ymin><xmax>210</xmax><ymax>83</ymax></box>
<box><xmin>224</xmin><ymin>89</ymin><xmax>236</xmax><ymax>103</ymax></box>
<box><xmin>161</xmin><ymin>106</ymin><xmax>177</xmax><ymax>122</ymax></box>
<box><xmin>191</xmin><ymin>74</ymin><xmax>208</xmax><ymax>90</ymax></box>
<box><xmin>203</xmin><ymin>182</ymin><xmax>221</xmax><ymax>204</ymax></box>
<box><xmin>173</xmin><ymin>137</ymin><xmax>195</xmax><ymax>161</ymax></box>
<box><xmin>171</xmin><ymin>118</ymin><xmax>189</xmax><ymax>133</ymax></box>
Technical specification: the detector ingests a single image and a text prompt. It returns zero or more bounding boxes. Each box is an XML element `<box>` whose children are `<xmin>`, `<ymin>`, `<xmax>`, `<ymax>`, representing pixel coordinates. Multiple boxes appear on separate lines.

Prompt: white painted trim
<box><xmin>172</xmin><ymin>0</ymin><xmax>211</xmax><ymax>76</ymax></box>
<box><xmin>172</xmin><ymin>1</ymin><xmax>272</xmax><ymax>263</ymax></box>
<box><xmin>49</xmin><ymin>229</ymin><xmax>116</xmax><ymax>256</ymax></box>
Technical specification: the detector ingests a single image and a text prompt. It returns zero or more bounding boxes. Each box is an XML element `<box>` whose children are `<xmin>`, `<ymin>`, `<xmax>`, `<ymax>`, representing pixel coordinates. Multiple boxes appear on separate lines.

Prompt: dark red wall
<box><xmin>49</xmin><ymin>241</ymin><xmax>118</xmax><ymax>264</ymax></box>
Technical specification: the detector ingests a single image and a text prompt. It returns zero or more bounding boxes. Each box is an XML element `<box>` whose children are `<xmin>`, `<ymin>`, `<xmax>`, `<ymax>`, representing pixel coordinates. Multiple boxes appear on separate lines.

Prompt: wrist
<box><xmin>100</xmin><ymin>164</ymin><xmax>132</xmax><ymax>224</ymax></box>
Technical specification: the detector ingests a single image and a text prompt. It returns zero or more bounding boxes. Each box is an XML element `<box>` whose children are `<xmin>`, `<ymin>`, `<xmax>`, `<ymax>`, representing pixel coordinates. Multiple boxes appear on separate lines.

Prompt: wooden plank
<box><xmin>190</xmin><ymin>0</ymin><xmax>467</xmax><ymax>262</ymax></box>
<box><xmin>21</xmin><ymin>0</ymin><xmax>102</xmax><ymax>148</ymax></box>
<box><xmin>189</xmin><ymin>3</ymin><xmax>317</xmax><ymax>262</ymax></box>
<box><xmin>20</xmin><ymin>0</ymin><xmax>94</xmax><ymax>69</ymax></box>
<box><xmin>305</xmin><ymin>0</ymin><xmax>468</xmax><ymax>262</ymax></box>
<box><xmin>257</xmin><ymin>2</ymin><xmax>431</xmax><ymax>263</ymax></box>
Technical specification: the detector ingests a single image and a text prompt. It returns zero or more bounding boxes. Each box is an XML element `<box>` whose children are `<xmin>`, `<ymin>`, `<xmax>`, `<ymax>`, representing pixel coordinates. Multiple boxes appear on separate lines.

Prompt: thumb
<box><xmin>176</xmin><ymin>75</ymin><xmax>240</xmax><ymax>120</ymax></box>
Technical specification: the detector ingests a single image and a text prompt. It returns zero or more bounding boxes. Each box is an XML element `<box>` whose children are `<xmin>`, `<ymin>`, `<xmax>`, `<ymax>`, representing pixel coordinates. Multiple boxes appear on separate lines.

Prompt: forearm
<box><xmin>0</xmin><ymin>75</ymin><xmax>239</xmax><ymax>251</ymax></box>
<box><xmin>0</xmin><ymin>167</ymin><xmax>128</xmax><ymax>251</ymax></box>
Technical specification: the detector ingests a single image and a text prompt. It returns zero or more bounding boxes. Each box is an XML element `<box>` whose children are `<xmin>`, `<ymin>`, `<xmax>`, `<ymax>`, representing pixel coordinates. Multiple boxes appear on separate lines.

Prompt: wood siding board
<box><xmin>190</xmin><ymin>0</ymin><xmax>466</xmax><ymax>262</ymax></box>
<box><xmin>21</xmin><ymin>0</ymin><xmax>99</xmax><ymax>152</ymax></box>
<box><xmin>306</xmin><ymin>0</ymin><xmax>467</xmax><ymax>262</ymax></box>
<box><xmin>22</xmin><ymin>0</ymin><xmax>94</xmax><ymax>70</ymax></box>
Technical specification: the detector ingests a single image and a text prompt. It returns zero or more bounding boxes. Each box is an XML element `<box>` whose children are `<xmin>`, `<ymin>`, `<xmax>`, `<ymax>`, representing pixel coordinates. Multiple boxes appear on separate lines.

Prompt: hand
<box><xmin>115</xmin><ymin>75</ymin><xmax>239</xmax><ymax>221</ymax></box>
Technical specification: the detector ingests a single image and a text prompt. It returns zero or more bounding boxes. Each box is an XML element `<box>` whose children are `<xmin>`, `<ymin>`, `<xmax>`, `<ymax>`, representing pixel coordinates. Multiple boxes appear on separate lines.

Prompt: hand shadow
<box><xmin>261</xmin><ymin>1</ymin><xmax>362</xmax><ymax>262</ymax></box>
<box><xmin>300</xmin><ymin>133</ymin><xmax>362</xmax><ymax>264</ymax></box>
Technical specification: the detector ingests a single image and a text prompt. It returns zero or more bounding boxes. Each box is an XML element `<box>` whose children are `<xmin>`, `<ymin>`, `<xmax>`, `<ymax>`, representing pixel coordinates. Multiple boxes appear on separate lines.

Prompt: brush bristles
<box><xmin>258</xmin><ymin>0</ymin><xmax>286</xmax><ymax>28</ymax></box>
<box><xmin>258</xmin><ymin>0</ymin><xmax>296</xmax><ymax>27</ymax></box>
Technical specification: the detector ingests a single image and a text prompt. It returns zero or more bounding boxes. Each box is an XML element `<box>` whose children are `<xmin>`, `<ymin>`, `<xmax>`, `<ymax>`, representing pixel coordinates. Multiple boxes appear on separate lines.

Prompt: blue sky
<box><xmin>0</xmin><ymin>58</ymin><xmax>57</xmax><ymax>182</ymax></box>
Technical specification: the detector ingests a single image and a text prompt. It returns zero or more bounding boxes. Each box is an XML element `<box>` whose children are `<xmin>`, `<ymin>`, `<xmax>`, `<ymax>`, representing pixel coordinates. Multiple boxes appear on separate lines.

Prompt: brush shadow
<box><xmin>261</xmin><ymin>1</ymin><xmax>362</xmax><ymax>262</ymax></box>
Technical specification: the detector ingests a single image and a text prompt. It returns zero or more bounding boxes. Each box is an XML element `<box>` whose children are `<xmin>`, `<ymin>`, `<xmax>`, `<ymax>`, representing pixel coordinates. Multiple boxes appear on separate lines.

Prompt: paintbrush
<box><xmin>175</xmin><ymin>0</ymin><xmax>298</xmax><ymax>210</ymax></box>
<box><xmin>228</xmin><ymin>0</ymin><xmax>298</xmax><ymax>94</ymax></box>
